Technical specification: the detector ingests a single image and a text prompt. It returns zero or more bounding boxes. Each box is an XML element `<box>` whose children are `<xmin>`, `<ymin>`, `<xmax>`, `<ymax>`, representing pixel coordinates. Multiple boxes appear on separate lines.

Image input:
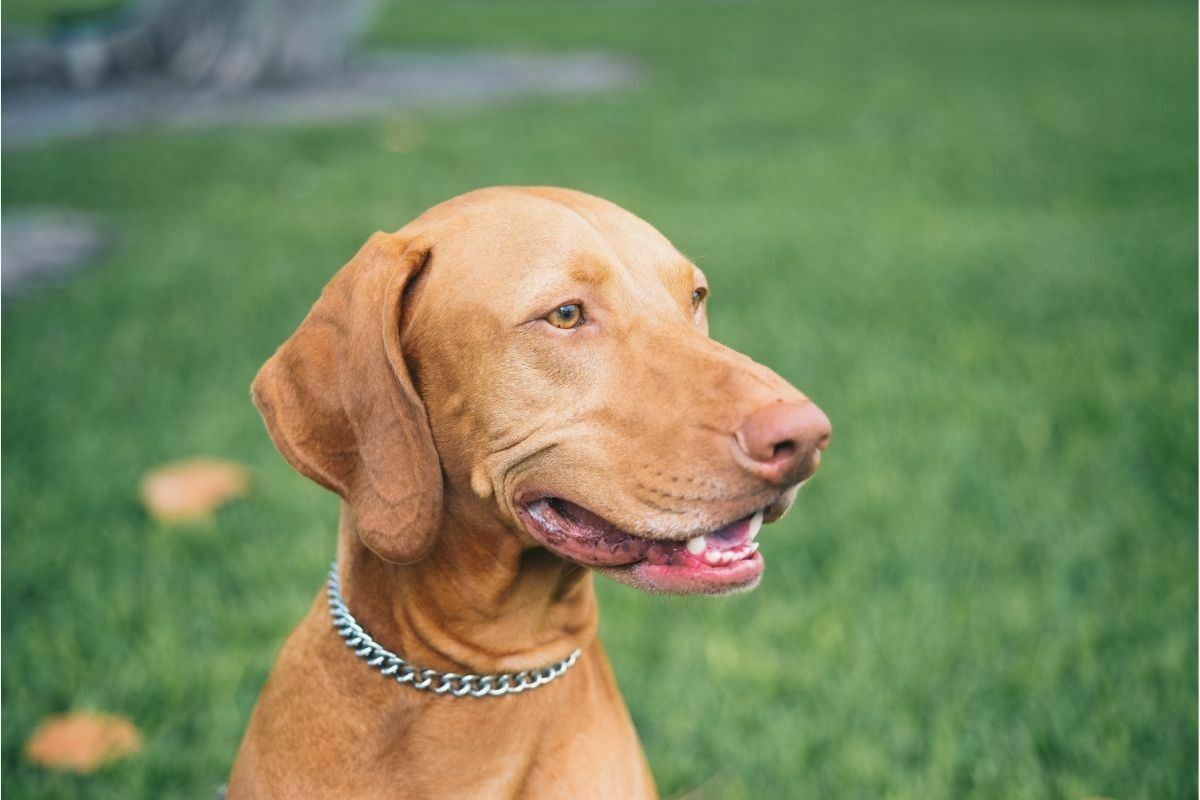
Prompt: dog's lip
<box><xmin>514</xmin><ymin>494</ymin><xmax>774</xmax><ymax>592</ymax></box>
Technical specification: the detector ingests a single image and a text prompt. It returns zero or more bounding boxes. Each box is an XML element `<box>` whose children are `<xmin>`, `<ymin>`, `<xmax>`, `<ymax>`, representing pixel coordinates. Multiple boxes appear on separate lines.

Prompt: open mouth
<box><xmin>516</xmin><ymin>496</ymin><xmax>769</xmax><ymax>594</ymax></box>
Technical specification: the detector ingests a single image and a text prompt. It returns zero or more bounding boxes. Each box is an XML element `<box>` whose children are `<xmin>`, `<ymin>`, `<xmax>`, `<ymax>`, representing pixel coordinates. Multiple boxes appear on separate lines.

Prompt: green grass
<box><xmin>2</xmin><ymin>1</ymin><xmax>1195</xmax><ymax>797</ymax></box>
<box><xmin>2</xmin><ymin>0</ymin><xmax>123</xmax><ymax>30</ymax></box>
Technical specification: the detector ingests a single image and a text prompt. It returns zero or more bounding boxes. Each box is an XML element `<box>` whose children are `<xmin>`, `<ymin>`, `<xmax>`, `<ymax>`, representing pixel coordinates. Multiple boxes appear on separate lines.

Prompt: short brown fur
<box><xmin>228</xmin><ymin>187</ymin><xmax>826</xmax><ymax>798</ymax></box>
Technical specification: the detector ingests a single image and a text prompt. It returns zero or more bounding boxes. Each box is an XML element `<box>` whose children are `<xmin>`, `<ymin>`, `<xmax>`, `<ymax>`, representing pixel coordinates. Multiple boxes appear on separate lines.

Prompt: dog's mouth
<box><xmin>515</xmin><ymin>496</ymin><xmax>773</xmax><ymax>594</ymax></box>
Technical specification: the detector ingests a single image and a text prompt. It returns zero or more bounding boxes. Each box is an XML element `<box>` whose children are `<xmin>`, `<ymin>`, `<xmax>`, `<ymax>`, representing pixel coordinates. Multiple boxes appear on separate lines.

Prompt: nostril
<box><xmin>735</xmin><ymin>400</ymin><xmax>831</xmax><ymax>484</ymax></box>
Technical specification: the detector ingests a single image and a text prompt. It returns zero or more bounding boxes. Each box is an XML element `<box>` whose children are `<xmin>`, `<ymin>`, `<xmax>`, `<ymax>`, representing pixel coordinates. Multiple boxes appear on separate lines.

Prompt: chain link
<box><xmin>326</xmin><ymin>562</ymin><xmax>582</xmax><ymax>698</ymax></box>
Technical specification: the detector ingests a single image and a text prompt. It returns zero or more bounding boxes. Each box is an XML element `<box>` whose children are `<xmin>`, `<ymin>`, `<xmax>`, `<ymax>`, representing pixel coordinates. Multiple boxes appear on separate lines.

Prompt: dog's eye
<box><xmin>692</xmin><ymin>287</ymin><xmax>707</xmax><ymax>311</ymax></box>
<box><xmin>546</xmin><ymin>304</ymin><xmax>584</xmax><ymax>329</ymax></box>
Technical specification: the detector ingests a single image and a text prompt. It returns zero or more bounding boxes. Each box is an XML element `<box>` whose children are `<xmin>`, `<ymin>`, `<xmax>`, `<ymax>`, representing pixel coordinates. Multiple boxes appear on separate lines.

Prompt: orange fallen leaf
<box><xmin>25</xmin><ymin>712</ymin><xmax>142</xmax><ymax>773</ymax></box>
<box><xmin>139</xmin><ymin>457</ymin><xmax>250</xmax><ymax>523</ymax></box>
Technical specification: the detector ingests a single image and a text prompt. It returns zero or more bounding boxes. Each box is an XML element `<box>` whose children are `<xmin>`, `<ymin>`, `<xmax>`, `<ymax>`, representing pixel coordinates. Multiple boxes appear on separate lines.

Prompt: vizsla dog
<box><xmin>228</xmin><ymin>187</ymin><xmax>830</xmax><ymax>798</ymax></box>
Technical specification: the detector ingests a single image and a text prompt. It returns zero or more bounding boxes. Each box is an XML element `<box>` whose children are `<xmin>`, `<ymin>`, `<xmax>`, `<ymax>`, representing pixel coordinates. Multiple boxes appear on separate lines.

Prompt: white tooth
<box><xmin>720</xmin><ymin>551</ymin><xmax>735</xmax><ymax>564</ymax></box>
<box><xmin>749</xmin><ymin>541</ymin><xmax>760</xmax><ymax>553</ymax></box>
<box><xmin>686</xmin><ymin>535</ymin><xmax>707</xmax><ymax>555</ymax></box>
<box><xmin>747</xmin><ymin>510</ymin><xmax>765</xmax><ymax>541</ymax></box>
<box><xmin>705</xmin><ymin>550</ymin><xmax>722</xmax><ymax>565</ymax></box>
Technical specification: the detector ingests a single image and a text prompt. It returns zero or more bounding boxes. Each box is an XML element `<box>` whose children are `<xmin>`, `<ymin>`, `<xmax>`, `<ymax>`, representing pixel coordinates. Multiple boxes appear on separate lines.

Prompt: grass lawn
<box><xmin>2</xmin><ymin>1</ymin><xmax>1195</xmax><ymax>797</ymax></box>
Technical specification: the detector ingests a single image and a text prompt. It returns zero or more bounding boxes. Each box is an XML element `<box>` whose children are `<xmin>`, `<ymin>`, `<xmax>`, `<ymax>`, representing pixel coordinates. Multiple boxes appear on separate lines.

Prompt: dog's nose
<box><xmin>734</xmin><ymin>401</ymin><xmax>831</xmax><ymax>485</ymax></box>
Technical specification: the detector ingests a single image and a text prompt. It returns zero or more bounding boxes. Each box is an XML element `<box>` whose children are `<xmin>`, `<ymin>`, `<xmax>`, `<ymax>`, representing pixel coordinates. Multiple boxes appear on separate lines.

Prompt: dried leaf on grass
<box><xmin>25</xmin><ymin>712</ymin><xmax>142</xmax><ymax>773</ymax></box>
<box><xmin>139</xmin><ymin>457</ymin><xmax>250</xmax><ymax>523</ymax></box>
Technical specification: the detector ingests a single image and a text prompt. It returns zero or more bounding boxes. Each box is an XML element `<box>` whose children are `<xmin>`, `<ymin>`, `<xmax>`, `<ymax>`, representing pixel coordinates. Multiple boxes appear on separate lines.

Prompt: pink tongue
<box><xmin>642</xmin><ymin>516</ymin><xmax>754</xmax><ymax>566</ymax></box>
<box><xmin>707</xmin><ymin>516</ymin><xmax>752</xmax><ymax>548</ymax></box>
<box><xmin>544</xmin><ymin>498</ymin><xmax>754</xmax><ymax>566</ymax></box>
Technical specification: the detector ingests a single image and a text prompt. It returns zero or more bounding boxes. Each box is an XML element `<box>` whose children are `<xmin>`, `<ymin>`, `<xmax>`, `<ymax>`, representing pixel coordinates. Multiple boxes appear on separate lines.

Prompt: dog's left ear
<box><xmin>252</xmin><ymin>232</ymin><xmax>443</xmax><ymax>563</ymax></box>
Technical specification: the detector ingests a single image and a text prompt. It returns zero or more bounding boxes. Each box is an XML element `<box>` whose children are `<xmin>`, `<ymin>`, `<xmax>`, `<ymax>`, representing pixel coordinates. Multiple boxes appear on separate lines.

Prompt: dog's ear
<box><xmin>252</xmin><ymin>232</ymin><xmax>442</xmax><ymax>563</ymax></box>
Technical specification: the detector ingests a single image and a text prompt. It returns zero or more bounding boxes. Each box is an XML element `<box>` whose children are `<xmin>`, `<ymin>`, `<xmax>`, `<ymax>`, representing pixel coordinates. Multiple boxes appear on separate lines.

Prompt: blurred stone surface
<box><xmin>2</xmin><ymin>52</ymin><xmax>637</xmax><ymax>147</ymax></box>
<box><xmin>2</xmin><ymin>211</ymin><xmax>108</xmax><ymax>296</ymax></box>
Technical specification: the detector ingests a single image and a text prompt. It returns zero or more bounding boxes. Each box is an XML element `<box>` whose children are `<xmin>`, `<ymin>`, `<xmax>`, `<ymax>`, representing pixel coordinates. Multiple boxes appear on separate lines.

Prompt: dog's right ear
<box><xmin>251</xmin><ymin>232</ymin><xmax>443</xmax><ymax>563</ymax></box>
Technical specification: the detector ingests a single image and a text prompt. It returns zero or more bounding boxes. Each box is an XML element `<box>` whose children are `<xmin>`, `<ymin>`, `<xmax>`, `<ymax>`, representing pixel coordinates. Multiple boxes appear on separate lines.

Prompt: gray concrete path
<box><xmin>3</xmin><ymin>51</ymin><xmax>638</xmax><ymax>147</ymax></box>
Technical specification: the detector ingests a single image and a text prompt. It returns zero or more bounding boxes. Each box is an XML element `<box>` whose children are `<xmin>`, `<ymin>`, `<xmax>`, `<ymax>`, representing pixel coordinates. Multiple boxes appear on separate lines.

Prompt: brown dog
<box><xmin>227</xmin><ymin>187</ymin><xmax>830</xmax><ymax>798</ymax></box>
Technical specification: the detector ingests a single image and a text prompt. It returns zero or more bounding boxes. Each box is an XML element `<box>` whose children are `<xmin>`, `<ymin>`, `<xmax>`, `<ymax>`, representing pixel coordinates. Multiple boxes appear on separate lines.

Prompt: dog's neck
<box><xmin>334</xmin><ymin>503</ymin><xmax>599</xmax><ymax>675</ymax></box>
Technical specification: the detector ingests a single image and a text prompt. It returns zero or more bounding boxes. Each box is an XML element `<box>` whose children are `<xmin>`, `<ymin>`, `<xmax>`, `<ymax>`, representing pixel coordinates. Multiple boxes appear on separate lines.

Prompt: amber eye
<box><xmin>692</xmin><ymin>287</ymin><xmax>708</xmax><ymax>311</ymax></box>
<box><xmin>546</xmin><ymin>303</ymin><xmax>584</xmax><ymax>329</ymax></box>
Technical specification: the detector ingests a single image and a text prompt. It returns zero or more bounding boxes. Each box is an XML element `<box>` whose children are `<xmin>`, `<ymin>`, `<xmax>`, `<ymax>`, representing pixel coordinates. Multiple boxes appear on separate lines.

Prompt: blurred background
<box><xmin>2</xmin><ymin>1</ymin><xmax>1195</xmax><ymax>797</ymax></box>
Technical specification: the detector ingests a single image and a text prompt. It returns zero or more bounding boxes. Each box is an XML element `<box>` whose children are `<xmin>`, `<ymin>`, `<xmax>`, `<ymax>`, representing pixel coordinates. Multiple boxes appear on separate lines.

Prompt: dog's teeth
<box><xmin>749</xmin><ymin>541</ymin><xmax>760</xmax><ymax>553</ymax></box>
<box><xmin>720</xmin><ymin>551</ymin><xmax>735</xmax><ymax>564</ymax></box>
<box><xmin>747</xmin><ymin>510</ymin><xmax>764</xmax><ymax>541</ymax></box>
<box><xmin>704</xmin><ymin>550</ymin><xmax>721</xmax><ymax>565</ymax></box>
<box><xmin>686</xmin><ymin>535</ymin><xmax>707</xmax><ymax>555</ymax></box>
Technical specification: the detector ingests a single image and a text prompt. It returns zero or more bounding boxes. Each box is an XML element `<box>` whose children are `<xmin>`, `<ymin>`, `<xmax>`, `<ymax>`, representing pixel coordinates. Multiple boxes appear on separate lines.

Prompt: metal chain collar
<box><xmin>326</xmin><ymin>562</ymin><xmax>582</xmax><ymax>698</ymax></box>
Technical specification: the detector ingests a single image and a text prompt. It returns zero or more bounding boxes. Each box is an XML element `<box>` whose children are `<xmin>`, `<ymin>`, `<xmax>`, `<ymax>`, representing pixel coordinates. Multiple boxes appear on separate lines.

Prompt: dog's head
<box><xmin>254</xmin><ymin>187</ymin><xmax>830</xmax><ymax>594</ymax></box>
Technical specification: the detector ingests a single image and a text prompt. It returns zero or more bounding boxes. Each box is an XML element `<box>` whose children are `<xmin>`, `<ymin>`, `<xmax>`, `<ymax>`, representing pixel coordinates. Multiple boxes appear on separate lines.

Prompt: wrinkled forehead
<box><xmin>414</xmin><ymin>190</ymin><xmax>698</xmax><ymax>306</ymax></box>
